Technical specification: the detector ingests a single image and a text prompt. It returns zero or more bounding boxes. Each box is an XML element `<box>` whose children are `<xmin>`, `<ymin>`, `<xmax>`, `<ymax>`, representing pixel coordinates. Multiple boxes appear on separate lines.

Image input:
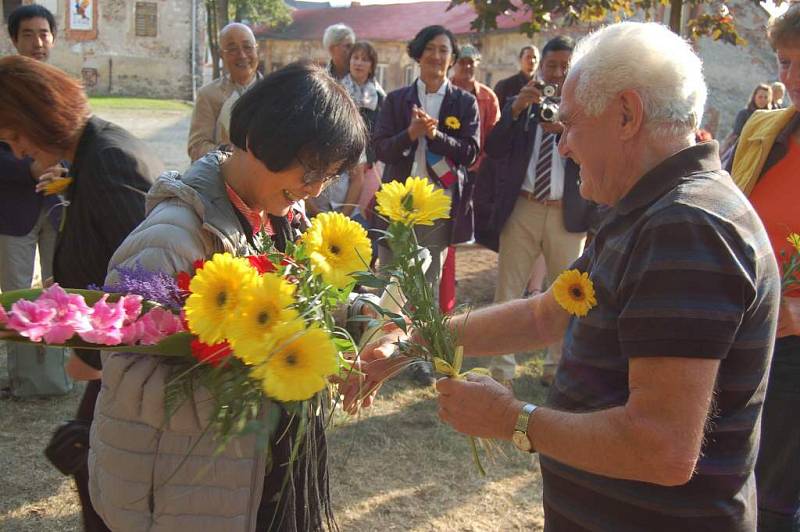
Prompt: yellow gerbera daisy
<box><xmin>787</xmin><ymin>233</ymin><xmax>800</xmax><ymax>253</ymax></box>
<box><xmin>552</xmin><ymin>269</ymin><xmax>597</xmax><ymax>317</ymax></box>
<box><xmin>226</xmin><ymin>272</ymin><xmax>299</xmax><ymax>364</ymax></box>
<box><xmin>250</xmin><ymin>322</ymin><xmax>338</xmax><ymax>402</ymax></box>
<box><xmin>374</xmin><ymin>176</ymin><xmax>452</xmax><ymax>226</ymax></box>
<box><xmin>301</xmin><ymin>211</ymin><xmax>372</xmax><ymax>289</ymax></box>
<box><xmin>444</xmin><ymin>116</ymin><xmax>461</xmax><ymax>130</ymax></box>
<box><xmin>184</xmin><ymin>253</ymin><xmax>258</xmax><ymax>344</ymax></box>
<box><xmin>41</xmin><ymin>177</ymin><xmax>73</xmax><ymax>196</ymax></box>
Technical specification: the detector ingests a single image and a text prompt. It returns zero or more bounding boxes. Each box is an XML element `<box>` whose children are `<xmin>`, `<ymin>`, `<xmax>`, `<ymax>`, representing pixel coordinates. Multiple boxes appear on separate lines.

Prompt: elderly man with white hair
<box><xmin>323</xmin><ymin>23</ymin><xmax>355</xmax><ymax>81</ymax></box>
<box><xmin>358</xmin><ymin>21</ymin><xmax>781</xmax><ymax>531</ymax></box>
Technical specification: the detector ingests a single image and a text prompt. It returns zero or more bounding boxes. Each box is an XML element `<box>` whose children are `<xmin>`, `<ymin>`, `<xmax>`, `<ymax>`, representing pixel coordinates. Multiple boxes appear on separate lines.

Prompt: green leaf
<box><xmin>1</xmin><ymin>331</ymin><xmax>195</xmax><ymax>358</ymax></box>
<box><xmin>349</xmin><ymin>272</ymin><xmax>390</xmax><ymax>289</ymax></box>
<box><xmin>1</xmin><ymin>288</ymin><xmax>111</xmax><ymax>309</ymax></box>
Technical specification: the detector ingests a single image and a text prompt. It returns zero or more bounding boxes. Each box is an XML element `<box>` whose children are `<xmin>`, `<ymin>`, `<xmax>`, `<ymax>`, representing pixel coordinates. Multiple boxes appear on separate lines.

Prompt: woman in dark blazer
<box><xmin>0</xmin><ymin>55</ymin><xmax>162</xmax><ymax>532</ymax></box>
<box><xmin>373</xmin><ymin>25</ymin><xmax>479</xmax><ymax>383</ymax></box>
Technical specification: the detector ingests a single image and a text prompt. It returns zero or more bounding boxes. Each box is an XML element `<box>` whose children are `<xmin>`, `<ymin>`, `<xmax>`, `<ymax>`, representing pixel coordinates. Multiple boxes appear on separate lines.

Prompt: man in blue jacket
<box><xmin>484</xmin><ymin>36</ymin><xmax>595</xmax><ymax>386</ymax></box>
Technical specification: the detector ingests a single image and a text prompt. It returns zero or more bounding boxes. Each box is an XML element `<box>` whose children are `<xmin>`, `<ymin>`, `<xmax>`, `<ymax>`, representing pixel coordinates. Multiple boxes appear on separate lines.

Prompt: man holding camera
<box><xmin>484</xmin><ymin>35</ymin><xmax>595</xmax><ymax>384</ymax></box>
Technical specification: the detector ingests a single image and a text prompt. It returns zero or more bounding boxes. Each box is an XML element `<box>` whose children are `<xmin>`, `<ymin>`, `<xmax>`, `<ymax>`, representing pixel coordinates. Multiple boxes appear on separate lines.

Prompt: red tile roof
<box><xmin>255</xmin><ymin>1</ymin><xmax>533</xmax><ymax>41</ymax></box>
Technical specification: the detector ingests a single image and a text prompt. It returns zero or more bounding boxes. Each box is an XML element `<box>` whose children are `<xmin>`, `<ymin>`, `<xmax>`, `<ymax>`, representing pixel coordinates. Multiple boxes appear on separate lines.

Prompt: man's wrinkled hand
<box><xmin>436</xmin><ymin>374</ymin><xmax>523</xmax><ymax>440</ymax></box>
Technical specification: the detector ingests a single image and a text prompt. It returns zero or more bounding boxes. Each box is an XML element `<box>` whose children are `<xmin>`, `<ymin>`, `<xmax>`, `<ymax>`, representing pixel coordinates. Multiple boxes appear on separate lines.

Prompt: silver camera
<box><xmin>539</xmin><ymin>99</ymin><xmax>560</xmax><ymax>123</ymax></box>
<box><xmin>539</xmin><ymin>82</ymin><xmax>558</xmax><ymax>98</ymax></box>
<box><xmin>533</xmin><ymin>81</ymin><xmax>560</xmax><ymax>123</ymax></box>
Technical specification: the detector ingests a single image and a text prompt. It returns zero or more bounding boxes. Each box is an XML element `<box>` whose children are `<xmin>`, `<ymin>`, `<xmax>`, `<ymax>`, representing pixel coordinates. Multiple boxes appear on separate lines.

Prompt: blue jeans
<box><xmin>757</xmin><ymin>335</ymin><xmax>800</xmax><ymax>532</ymax></box>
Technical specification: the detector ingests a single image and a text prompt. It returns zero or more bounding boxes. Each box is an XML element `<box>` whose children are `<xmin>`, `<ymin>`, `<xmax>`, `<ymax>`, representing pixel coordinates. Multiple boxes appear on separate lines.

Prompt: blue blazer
<box><xmin>485</xmin><ymin>98</ymin><xmax>595</xmax><ymax>236</ymax></box>
<box><xmin>373</xmin><ymin>80</ymin><xmax>480</xmax><ymax>242</ymax></box>
<box><xmin>0</xmin><ymin>143</ymin><xmax>58</xmax><ymax>236</ymax></box>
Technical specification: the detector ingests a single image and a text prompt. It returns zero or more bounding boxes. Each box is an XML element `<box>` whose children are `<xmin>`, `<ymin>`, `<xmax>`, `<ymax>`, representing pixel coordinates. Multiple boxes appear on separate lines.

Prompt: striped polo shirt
<box><xmin>541</xmin><ymin>142</ymin><xmax>781</xmax><ymax>531</ymax></box>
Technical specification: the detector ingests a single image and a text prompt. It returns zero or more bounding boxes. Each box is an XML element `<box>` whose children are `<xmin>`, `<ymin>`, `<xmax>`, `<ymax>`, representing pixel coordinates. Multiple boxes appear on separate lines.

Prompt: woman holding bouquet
<box><xmin>373</xmin><ymin>25</ymin><xmax>480</xmax><ymax>384</ymax></box>
<box><xmin>86</xmin><ymin>62</ymin><xmax>367</xmax><ymax>531</ymax></box>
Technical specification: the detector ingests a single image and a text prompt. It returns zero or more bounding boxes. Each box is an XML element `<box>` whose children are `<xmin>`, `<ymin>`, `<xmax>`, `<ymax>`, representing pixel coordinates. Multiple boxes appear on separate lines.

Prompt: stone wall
<box><xmin>0</xmin><ymin>0</ymin><xmax>205</xmax><ymax>100</ymax></box>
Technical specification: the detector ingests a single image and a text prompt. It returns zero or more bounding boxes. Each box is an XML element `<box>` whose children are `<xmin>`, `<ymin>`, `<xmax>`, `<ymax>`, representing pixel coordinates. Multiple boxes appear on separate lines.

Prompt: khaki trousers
<box><xmin>488</xmin><ymin>197</ymin><xmax>585</xmax><ymax>380</ymax></box>
<box><xmin>378</xmin><ymin>218</ymin><xmax>452</xmax><ymax>304</ymax></box>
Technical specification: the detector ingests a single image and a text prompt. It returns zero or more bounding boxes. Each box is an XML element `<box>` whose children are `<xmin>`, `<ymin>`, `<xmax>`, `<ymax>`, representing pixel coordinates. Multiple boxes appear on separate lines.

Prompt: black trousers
<box><xmin>74</xmin><ymin>379</ymin><xmax>111</xmax><ymax>532</ymax></box>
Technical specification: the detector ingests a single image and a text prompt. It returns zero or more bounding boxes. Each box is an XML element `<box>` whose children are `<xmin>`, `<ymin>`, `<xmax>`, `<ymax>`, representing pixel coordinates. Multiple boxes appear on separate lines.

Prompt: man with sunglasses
<box><xmin>188</xmin><ymin>22</ymin><xmax>262</xmax><ymax>161</ymax></box>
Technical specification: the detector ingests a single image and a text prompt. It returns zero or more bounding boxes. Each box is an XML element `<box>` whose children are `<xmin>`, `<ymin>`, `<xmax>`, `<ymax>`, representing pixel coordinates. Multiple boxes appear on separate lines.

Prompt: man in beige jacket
<box><xmin>187</xmin><ymin>22</ymin><xmax>260</xmax><ymax>161</ymax></box>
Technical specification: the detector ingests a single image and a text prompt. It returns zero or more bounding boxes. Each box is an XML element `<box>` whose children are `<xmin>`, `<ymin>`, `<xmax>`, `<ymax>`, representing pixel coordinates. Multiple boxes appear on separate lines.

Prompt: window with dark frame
<box><xmin>135</xmin><ymin>2</ymin><xmax>157</xmax><ymax>37</ymax></box>
<box><xmin>2</xmin><ymin>0</ymin><xmax>23</xmax><ymax>19</ymax></box>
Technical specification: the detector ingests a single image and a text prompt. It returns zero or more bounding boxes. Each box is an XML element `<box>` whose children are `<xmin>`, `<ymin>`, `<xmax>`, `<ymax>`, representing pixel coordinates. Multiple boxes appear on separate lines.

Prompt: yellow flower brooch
<box><xmin>552</xmin><ymin>269</ymin><xmax>597</xmax><ymax>317</ymax></box>
<box><xmin>443</xmin><ymin>116</ymin><xmax>461</xmax><ymax>130</ymax></box>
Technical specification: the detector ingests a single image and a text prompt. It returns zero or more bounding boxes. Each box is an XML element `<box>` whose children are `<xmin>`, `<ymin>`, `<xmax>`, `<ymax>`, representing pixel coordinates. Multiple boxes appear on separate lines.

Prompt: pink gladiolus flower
<box><xmin>0</xmin><ymin>305</ymin><xmax>7</xmax><ymax>325</ymax></box>
<box><xmin>6</xmin><ymin>299</ymin><xmax>57</xmax><ymax>342</ymax></box>
<box><xmin>121</xmin><ymin>295</ymin><xmax>143</xmax><ymax>323</ymax></box>
<box><xmin>120</xmin><ymin>321</ymin><xmax>143</xmax><ymax>345</ymax></box>
<box><xmin>117</xmin><ymin>295</ymin><xmax>144</xmax><ymax>344</ymax></box>
<box><xmin>79</xmin><ymin>295</ymin><xmax>127</xmax><ymax>345</ymax></box>
<box><xmin>136</xmin><ymin>307</ymin><xmax>185</xmax><ymax>345</ymax></box>
<box><xmin>37</xmin><ymin>283</ymin><xmax>93</xmax><ymax>342</ymax></box>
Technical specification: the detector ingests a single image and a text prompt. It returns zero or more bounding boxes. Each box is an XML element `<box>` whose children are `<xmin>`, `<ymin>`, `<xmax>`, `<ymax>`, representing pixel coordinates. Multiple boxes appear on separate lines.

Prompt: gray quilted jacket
<box><xmin>89</xmin><ymin>153</ymin><xmax>269</xmax><ymax>531</ymax></box>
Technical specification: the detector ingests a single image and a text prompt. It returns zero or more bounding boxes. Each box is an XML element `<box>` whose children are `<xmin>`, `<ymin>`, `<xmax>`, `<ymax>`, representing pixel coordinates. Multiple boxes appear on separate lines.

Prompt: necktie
<box><xmin>533</xmin><ymin>132</ymin><xmax>555</xmax><ymax>201</ymax></box>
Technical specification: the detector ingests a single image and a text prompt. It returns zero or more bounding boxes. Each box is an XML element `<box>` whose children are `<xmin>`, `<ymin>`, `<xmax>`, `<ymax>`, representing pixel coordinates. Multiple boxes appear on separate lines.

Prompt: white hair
<box><xmin>323</xmin><ymin>23</ymin><xmax>355</xmax><ymax>49</ymax></box>
<box><xmin>569</xmin><ymin>22</ymin><xmax>707</xmax><ymax>140</ymax></box>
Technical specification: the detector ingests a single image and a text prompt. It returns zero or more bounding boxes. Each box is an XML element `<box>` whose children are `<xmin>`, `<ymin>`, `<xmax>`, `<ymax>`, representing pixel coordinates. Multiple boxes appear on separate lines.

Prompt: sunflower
<box><xmin>444</xmin><ymin>116</ymin><xmax>461</xmax><ymax>130</ymax></box>
<box><xmin>787</xmin><ymin>233</ymin><xmax>800</xmax><ymax>254</ymax></box>
<box><xmin>249</xmin><ymin>322</ymin><xmax>338</xmax><ymax>402</ymax></box>
<box><xmin>41</xmin><ymin>177</ymin><xmax>73</xmax><ymax>196</ymax></box>
<box><xmin>300</xmin><ymin>211</ymin><xmax>372</xmax><ymax>289</ymax></box>
<box><xmin>184</xmin><ymin>253</ymin><xmax>258</xmax><ymax>344</ymax></box>
<box><xmin>226</xmin><ymin>273</ymin><xmax>299</xmax><ymax>364</ymax></box>
<box><xmin>374</xmin><ymin>176</ymin><xmax>452</xmax><ymax>226</ymax></box>
<box><xmin>552</xmin><ymin>269</ymin><xmax>597</xmax><ymax>317</ymax></box>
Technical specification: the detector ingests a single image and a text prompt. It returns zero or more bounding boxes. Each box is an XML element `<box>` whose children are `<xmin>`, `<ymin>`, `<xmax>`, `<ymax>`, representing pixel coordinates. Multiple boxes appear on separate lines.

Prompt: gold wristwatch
<box><xmin>512</xmin><ymin>403</ymin><xmax>537</xmax><ymax>452</ymax></box>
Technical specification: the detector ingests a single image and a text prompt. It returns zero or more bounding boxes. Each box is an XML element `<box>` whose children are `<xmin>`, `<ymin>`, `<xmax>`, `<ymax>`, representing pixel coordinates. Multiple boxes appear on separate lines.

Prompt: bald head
<box><xmin>220</xmin><ymin>23</ymin><xmax>258</xmax><ymax>85</ymax></box>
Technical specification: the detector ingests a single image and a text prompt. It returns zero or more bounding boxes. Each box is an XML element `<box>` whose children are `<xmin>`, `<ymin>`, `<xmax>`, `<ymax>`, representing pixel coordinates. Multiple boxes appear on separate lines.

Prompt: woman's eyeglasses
<box><xmin>298</xmin><ymin>159</ymin><xmax>341</xmax><ymax>187</ymax></box>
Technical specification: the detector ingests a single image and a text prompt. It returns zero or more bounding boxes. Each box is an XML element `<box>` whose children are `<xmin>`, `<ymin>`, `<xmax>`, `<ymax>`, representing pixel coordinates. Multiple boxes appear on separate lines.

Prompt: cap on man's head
<box><xmin>459</xmin><ymin>44</ymin><xmax>481</xmax><ymax>61</ymax></box>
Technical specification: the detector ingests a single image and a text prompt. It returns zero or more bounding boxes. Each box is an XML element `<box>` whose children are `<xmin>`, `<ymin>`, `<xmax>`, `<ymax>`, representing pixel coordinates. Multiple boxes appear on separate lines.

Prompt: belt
<box><xmin>519</xmin><ymin>190</ymin><xmax>562</xmax><ymax>207</ymax></box>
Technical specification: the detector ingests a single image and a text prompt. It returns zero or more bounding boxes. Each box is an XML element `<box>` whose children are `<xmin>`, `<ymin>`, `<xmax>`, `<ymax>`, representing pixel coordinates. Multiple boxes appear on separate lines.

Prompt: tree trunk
<box><xmin>205</xmin><ymin>0</ymin><xmax>231</xmax><ymax>80</ymax></box>
<box><xmin>206</xmin><ymin>0</ymin><xmax>221</xmax><ymax>80</ymax></box>
<box><xmin>669</xmin><ymin>0</ymin><xmax>684</xmax><ymax>35</ymax></box>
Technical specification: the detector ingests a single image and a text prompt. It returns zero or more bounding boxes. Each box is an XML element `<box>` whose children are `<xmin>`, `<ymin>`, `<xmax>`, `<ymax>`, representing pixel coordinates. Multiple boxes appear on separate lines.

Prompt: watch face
<box><xmin>512</xmin><ymin>431</ymin><xmax>532</xmax><ymax>452</ymax></box>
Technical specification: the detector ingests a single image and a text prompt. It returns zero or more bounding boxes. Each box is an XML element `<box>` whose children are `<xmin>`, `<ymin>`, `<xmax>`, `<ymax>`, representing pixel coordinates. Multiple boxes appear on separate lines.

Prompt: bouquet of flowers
<box><xmin>352</xmin><ymin>176</ymin><xmax>497</xmax><ymax>472</ymax></box>
<box><xmin>781</xmin><ymin>233</ymin><xmax>800</xmax><ymax>294</ymax></box>
<box><xmin>0</xmin><ymin>211</ymin><xmax>373</xmax><ymax>450</ymax></box>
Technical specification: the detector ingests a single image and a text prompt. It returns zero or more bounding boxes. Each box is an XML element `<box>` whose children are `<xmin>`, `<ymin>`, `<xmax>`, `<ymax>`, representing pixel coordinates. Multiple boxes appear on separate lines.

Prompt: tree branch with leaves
<box><xmin>450</xmin><ymin>0</ymin><xmax>786</xmax><ymax>46</ymax></box>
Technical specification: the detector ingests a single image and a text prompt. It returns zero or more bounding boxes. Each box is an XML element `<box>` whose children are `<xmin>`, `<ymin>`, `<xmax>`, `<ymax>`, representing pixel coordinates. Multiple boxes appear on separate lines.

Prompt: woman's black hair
<box><xmin>230</xmin><ymin>60</ymin><xmax>367</xmax><ymax>175</ymax></box>
<box><xmin>406</xmin><ymin>25</ymin><xmax>459</xmax><ymax>63</ymax></box>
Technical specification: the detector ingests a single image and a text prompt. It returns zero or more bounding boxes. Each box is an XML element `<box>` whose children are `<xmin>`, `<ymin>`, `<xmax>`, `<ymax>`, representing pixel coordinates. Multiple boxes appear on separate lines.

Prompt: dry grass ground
<box><xmin>1</xmin><ymin>104</ymin><xmax>550</xmax><ymax>530</ymax></box>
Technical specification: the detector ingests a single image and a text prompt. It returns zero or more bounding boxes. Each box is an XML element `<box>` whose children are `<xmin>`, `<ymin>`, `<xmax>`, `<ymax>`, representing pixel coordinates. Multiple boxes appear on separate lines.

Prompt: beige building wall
<box><xmin>1</xmin><ymin>0</ymin><xmax>204</xmax><ymax>100</ymax></box>
<box><xmin>259</xmin><ymin>38</ymin><xmax>419</xmax><ymax>91</ymax></box>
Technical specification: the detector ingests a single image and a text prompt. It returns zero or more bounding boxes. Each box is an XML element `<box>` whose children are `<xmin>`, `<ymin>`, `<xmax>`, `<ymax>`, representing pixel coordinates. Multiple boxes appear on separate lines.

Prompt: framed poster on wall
<box><xmin>65</xmin><ymin>0</ymin><xmax>97</xmax><ymax>40</ymax></box>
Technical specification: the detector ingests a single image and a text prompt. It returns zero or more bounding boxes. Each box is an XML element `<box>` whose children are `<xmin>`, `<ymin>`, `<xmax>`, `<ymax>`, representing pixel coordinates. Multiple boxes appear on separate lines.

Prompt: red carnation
<box><xmin>190</xmin><ymin>339</ymin><xmax>232</xmax><ymax>367</ymax></box>
<box><xmin>176</xmin><ymin>271</ymin><xmax>192</xmax><ymax>292</ymax></box>
<box><xmin>247</xmin><ymin>255</ymin><xmax>276</xmax><ymax>274</ymax></box>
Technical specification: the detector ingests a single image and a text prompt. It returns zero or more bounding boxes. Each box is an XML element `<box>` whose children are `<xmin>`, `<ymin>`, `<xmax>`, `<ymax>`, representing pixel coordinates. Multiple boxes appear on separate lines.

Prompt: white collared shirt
<box><xmin>521</xmin><ymin>123</ymin><xmax>565</xmax><ymax>200</ymax></box>
<box><xmin>411</xmin><ymin>78</ymin><xmax>448</xmax><ymax>180</ymax></box>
